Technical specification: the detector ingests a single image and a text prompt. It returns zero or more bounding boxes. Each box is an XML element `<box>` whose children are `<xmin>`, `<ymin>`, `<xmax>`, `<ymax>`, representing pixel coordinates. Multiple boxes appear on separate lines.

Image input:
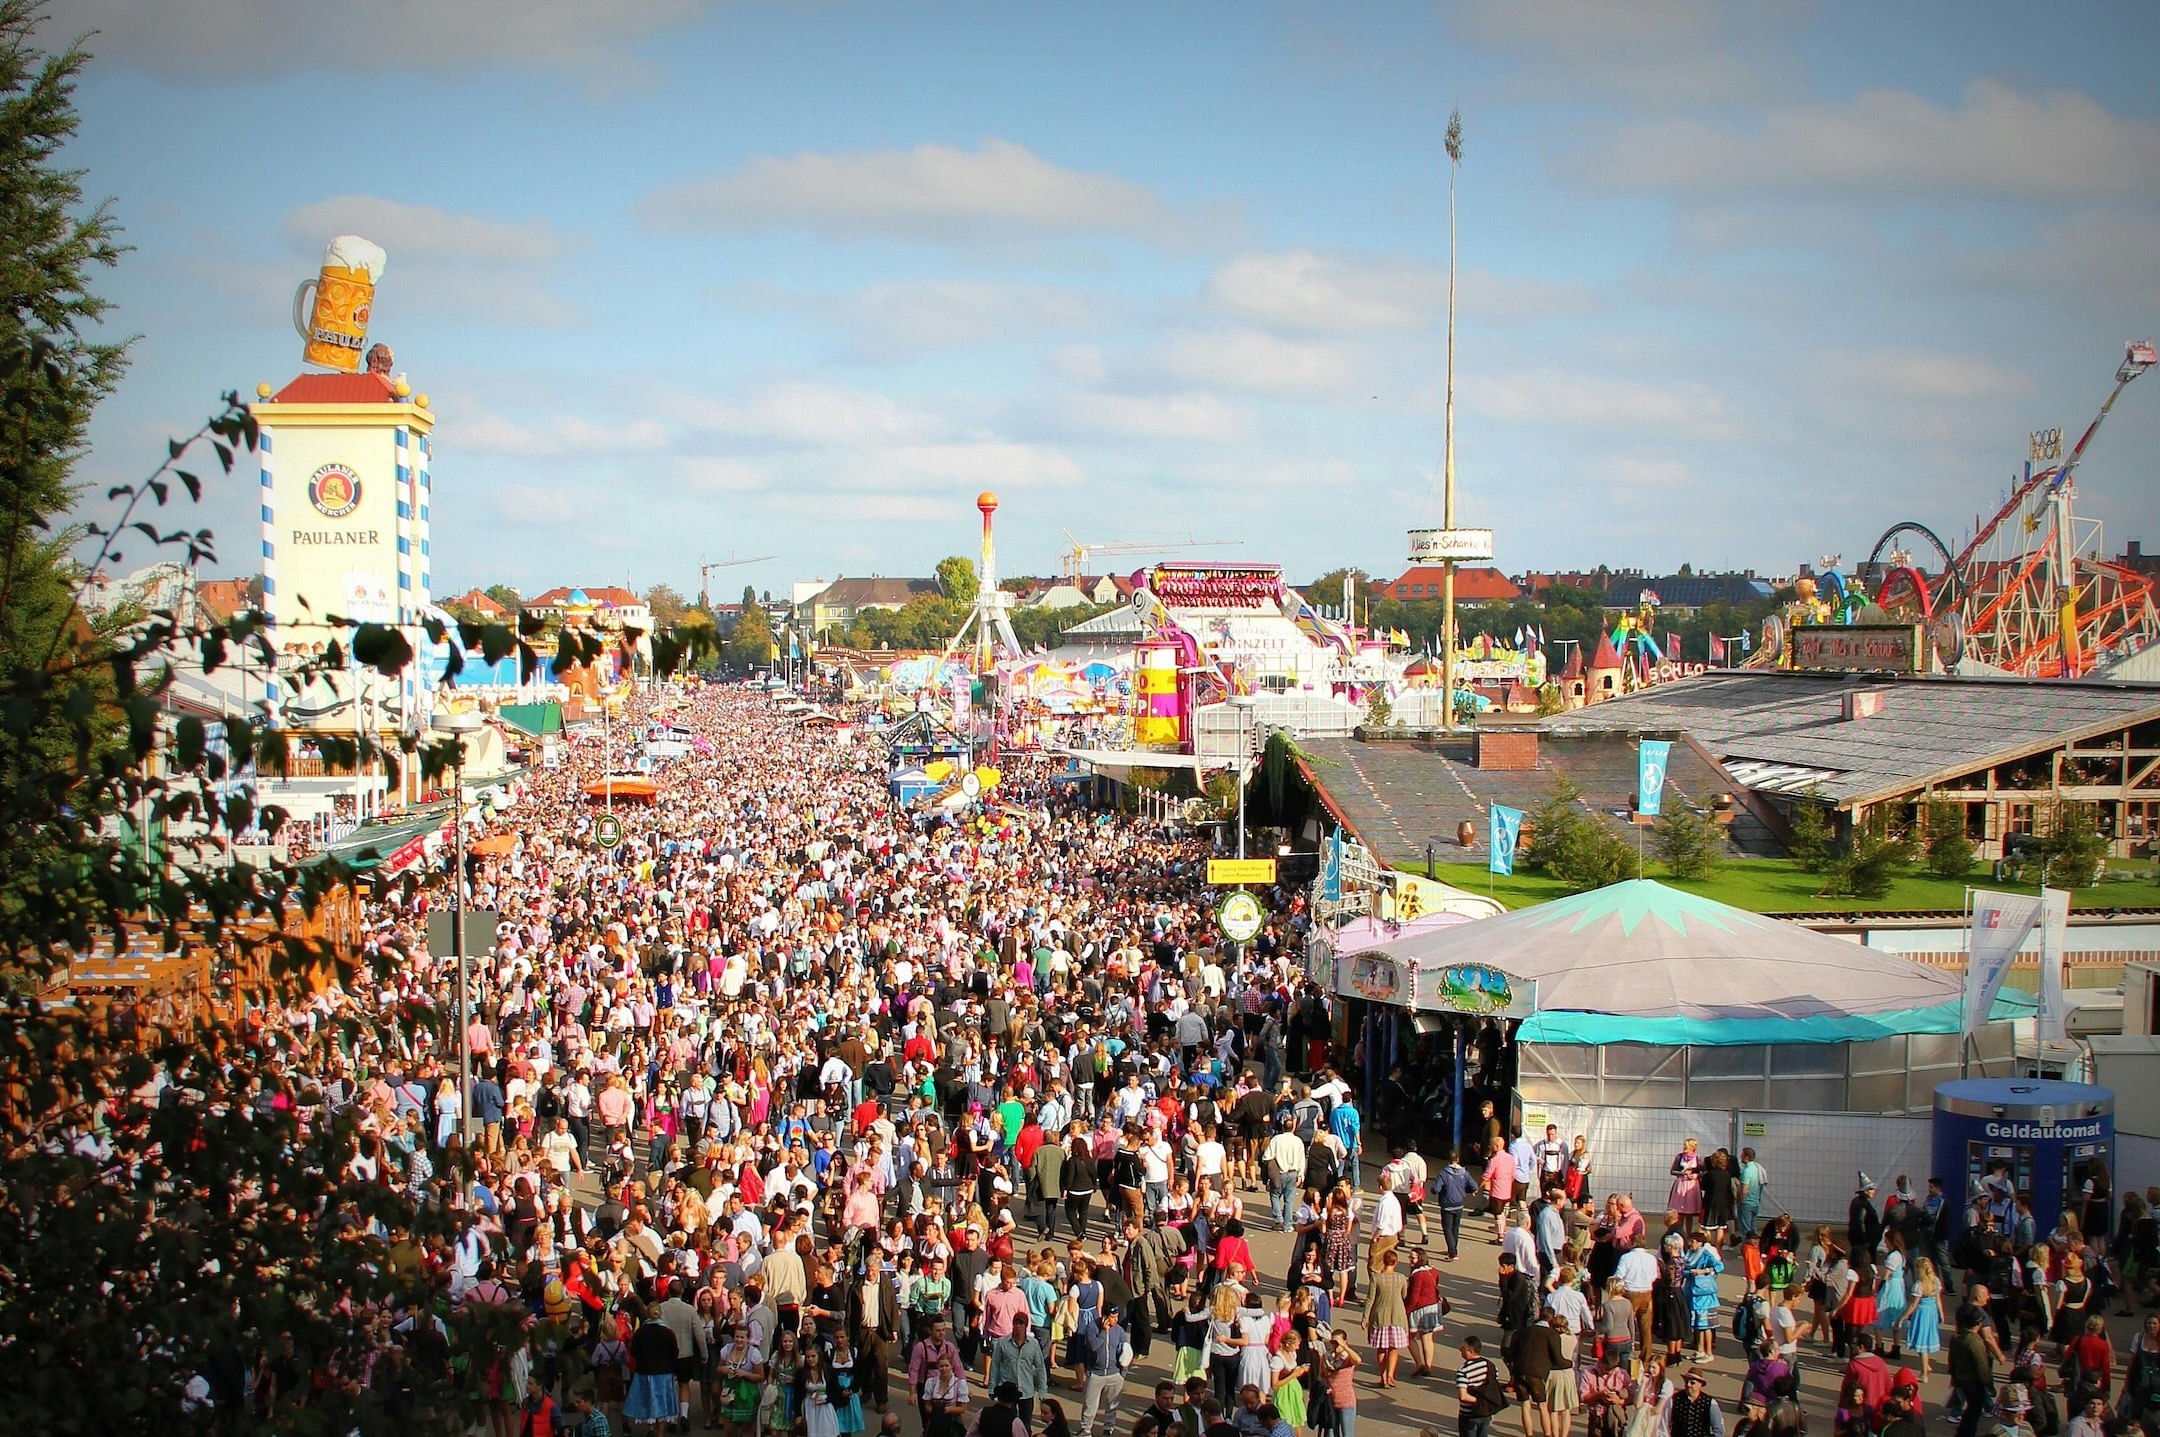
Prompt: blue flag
<box><xmin>1490</xmin><ymin>804</ymin><xmax>1523</xmax><ymax>875</ymax></box>
<box><xmin>1321</xmin><ymin>830</ymin><xmax>1343</xmax><ymax>901</ymax></box>
<box><xmin>1638</xmin><ymin>740</ymin><xmax>1672</xmax><ymax>817</ymax></box>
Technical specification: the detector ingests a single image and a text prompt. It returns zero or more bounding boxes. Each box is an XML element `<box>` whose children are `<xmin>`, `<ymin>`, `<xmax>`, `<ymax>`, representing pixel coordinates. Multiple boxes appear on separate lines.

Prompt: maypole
<box><xmin>1440</xmin><ymin>108</ymin><xmax>1462</xmax><ymax>733</ymax></box>
<box><xmin>1409</xmin><ymin>110</ymin><xmax>1493</xmax><ymax>729</ymax></box>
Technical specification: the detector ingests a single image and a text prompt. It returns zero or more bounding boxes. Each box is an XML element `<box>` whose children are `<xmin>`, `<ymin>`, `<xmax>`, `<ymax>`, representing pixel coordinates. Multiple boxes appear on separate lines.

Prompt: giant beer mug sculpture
<box><xmin>292</xmin><ymin>235</ymin><xmax>387</xmax><ymax>372</ymax></box>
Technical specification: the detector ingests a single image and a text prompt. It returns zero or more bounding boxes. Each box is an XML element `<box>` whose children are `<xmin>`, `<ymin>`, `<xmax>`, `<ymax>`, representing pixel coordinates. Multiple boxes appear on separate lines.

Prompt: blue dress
<box><xmin>1685</xmin><ymin>1245</ymin><xmax>1724</xmax><ymax>1330</ymax></box>
<box><xmin>1874</xmin><ymin>1255</ymin><xmax>1909</xmax><ymax>1337</ymax></box>
<box><xmin>1903</xmin><ymin>1292</ymin><xmax>1942</xmax><ymax>1356</ymax></box>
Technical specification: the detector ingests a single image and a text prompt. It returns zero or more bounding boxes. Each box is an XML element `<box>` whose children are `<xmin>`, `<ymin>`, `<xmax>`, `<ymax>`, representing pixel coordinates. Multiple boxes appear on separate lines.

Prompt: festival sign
<box><xmin>1406</xmin><ymin>528</ymin><xmax>1495</xmax><ymax>562</ymax></box>
<box><xmin>1791</xmin><ymin>624</ymin><xmax>1924</xmax><ymax>673</ymax></box>
<box><xmin>1337</xmin><ymin>950</ymin><xmax>1408</xmax><ymax>1004</ymax></box>
<box><xmin>1207</xmin><ymin>857</ymin><xmax>1277</xmax><ymax>885</ymax></box>
<box><xmin>1216</xmin><ymin>891</ymin><xmax>1265</xmax><ymax>943</ymax></box>
<box><xmin>1412</xmin><ymin>962</ymin><xmax>1538</xmax><ymax>1020</ymax></box>
<box><xmin>593</xmin><ymin>814</ymin><xmax>624</xmax><ymax>850</ymax></box>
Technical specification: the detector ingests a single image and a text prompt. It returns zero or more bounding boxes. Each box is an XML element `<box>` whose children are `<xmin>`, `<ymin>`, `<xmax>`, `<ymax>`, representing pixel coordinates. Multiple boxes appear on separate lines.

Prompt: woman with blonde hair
<box><xmin>1903</xmin><ymin>1258</ymin><xmax>1944</xmax><ymax>1378</ymax></box>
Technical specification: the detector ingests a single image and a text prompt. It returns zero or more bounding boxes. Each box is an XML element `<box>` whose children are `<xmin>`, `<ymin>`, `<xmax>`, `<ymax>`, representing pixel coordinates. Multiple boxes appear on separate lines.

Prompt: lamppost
<box><xmin>432</xmin><ymin>707</ymin><xmax>482</xmax><ymax>1137</ymax></box>
<box><xmin>1231</xmin><ymin>694</ymin><xmax>1258</xmax><ymax>861</ymax></box>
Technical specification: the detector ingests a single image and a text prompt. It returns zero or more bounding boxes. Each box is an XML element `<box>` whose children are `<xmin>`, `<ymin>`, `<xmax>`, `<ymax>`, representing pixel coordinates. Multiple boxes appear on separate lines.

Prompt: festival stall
<box><xmin>1359</xmin><ymin>879</ymin><xmax>2034</xmax><ymax>1220</ymax></box>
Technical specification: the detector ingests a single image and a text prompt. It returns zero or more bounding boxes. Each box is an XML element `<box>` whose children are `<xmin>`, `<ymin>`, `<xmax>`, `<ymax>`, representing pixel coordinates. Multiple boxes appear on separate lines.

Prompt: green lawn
<box><xmin>1420</xmin><ymin>857</ymin><xmax>2160</xmax><ymax>914</ymax></box>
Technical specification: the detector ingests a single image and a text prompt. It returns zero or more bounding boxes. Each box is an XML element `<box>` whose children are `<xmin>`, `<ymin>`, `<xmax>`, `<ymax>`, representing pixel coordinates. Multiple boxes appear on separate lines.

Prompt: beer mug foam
<box><xmin>292</xmin><ymin>234</ymin><xmax>387</xmax><ymax>373</ymax></box>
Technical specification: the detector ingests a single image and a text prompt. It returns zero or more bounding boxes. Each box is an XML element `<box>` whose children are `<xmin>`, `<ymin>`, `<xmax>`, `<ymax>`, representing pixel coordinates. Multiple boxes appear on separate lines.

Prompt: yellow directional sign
<box><xmin>1207</xmin><ymin>858</ymin><xmax>1278</xmax><ymax>885</ymax></box>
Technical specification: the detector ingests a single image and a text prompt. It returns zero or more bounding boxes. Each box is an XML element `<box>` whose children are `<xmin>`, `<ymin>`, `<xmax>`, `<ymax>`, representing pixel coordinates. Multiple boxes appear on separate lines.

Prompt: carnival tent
<box><xmin>1377</xmin><ymin>878</ymin><xmax>2034</xmax><ymax>1045</ymax></box>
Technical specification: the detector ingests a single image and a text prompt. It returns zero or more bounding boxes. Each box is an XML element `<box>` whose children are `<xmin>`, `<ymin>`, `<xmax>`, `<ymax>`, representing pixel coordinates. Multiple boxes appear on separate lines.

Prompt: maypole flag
<box><xmin>1637</xmin><ymin>740</ymin><xmax>1671</xmax><ymax>817</ymax></box>
<box><xmin>1489</xmin><ymin>805</ymin><xmax>1523</xmax><ymax>875</ymax></box>
<box><xmin>1964</xmin><ymin>889</ymin><xmax>2044</xmax><ymax>1034</ymax></box>
<box><xmin>1710</xmin><ymin>635</ymin><xmax>1726</xmax><ymax>662</ymax></box>
<box><xmin>1321</xmin><ymin>831</ymin><xmax>1343</xmax><ymax>902</ymax></box>
<box><xmin>2037</xmin><ymin>887</ymin><xmax>2072</xmax><ymax>1041</ymax></box>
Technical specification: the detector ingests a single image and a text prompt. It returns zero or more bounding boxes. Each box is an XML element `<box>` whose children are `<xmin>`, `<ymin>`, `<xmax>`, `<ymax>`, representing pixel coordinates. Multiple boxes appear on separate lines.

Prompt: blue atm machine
<box><xmin>1931</xmin><ymin>1079</ymin><xmax>2114</xmax><ymax>1237</ymax></box>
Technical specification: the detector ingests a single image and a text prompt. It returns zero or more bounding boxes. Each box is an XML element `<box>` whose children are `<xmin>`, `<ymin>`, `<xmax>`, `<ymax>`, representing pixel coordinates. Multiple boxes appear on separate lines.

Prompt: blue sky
<box><xmin>54</xmin><ymin>0</ymin><xmax>2160</xmax><ymax>598</ymax></box>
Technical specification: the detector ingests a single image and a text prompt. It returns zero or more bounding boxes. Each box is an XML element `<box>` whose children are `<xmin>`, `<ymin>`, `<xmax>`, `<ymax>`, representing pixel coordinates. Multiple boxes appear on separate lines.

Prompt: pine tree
<box><xmin>1654</xmin><ymin>792</ymin><xmax>1724</xmax><ymax>880</ymax></box>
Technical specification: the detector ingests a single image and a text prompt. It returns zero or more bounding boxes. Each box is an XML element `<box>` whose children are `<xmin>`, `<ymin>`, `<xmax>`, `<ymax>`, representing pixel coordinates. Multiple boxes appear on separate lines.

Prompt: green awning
<box><xmin>498</xmin><ymin>702</ymin><xmax>562</xmax><ymax>737</ymax></box>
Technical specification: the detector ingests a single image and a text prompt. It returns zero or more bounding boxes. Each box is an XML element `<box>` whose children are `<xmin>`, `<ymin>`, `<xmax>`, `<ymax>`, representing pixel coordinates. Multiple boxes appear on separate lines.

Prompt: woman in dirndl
<box><xmin>716</xmin><ymin>1322</ymin><xmax>766</xmax><ymax>1437</ymax></box>
<box><xmin>1668</xmin><ymin>1139</ymin><xmax>1704</xmax><ymax>1235</ymax></box>
<box><xmin>626</xmin><ymin>1310</ymin><xmax>684</xmax><ymax>1434</ymax></box>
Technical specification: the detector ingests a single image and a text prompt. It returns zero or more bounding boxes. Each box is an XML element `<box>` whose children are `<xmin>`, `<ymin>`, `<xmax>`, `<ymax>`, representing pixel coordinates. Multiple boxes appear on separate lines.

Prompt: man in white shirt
<box><xmin>1500</xmin><ymin>1208</ymin><xmax>1539</xmax><ymax>1286</ymax></box>
<box><xmin>1370</xmin><ymin>1170</ymin><xmax>1406</xmax><ymax>1274</ymax></box>
<box><xmin>1263</xmin><ymin>1120</ymin><xmax>1308</xmax><ymax>1231</ymax></box>
<box><xmin>1614</xmin><ymin>1240</ymin><xmax>1660</xmax><ymax>1355</ymax></box>
<box><xmin>540</xmin><ymin>1117</ymin><xmax>583</xmax><ymax>1176</ymax></box>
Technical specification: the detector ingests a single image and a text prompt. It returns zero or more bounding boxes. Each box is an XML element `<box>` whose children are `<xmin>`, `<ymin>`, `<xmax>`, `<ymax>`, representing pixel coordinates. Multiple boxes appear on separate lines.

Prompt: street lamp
<box><xmin>1230</xmin><ymin>694</ymin><xmax>1258</xmax><ymax>861</ymax></box>
<box><xmin>432</xmin><ymin>707</ymin><xmax>483</xmax><ymax>1138</ymax></box>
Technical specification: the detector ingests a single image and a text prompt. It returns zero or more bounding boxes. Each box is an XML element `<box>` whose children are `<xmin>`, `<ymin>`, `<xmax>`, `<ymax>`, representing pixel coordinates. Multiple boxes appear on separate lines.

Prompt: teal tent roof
<box><xmin>1373</xmin><ymin>878</ymin><xmax>2033</xmax><ymax>1045</ymax></box>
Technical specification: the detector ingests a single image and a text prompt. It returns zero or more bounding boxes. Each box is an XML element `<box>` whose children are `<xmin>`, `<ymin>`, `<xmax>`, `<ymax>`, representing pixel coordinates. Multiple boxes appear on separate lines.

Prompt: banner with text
<box><xmin>1965</xmin><ymin>889</ymin><xmax>2044</xmax><ymax>1034</ymax></box>
<box><xmin>1637</xmin><ymin>740</ymin><xmax>1672</xmax><ymax>818</ymax></box>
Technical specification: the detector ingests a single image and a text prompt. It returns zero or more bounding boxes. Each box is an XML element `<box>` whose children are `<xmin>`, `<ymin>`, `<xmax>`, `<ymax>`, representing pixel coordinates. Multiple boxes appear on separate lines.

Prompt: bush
<box><xmin>2040</xmin><ymin>802</ymin><xmax>2108</xmax><ymax>888</ymax></box>
<box><xmin>1364</xmin><ymin>690</ymin><xmax>1396</xmax><ymax>730</ymax></box>
<box><xmin>1786</xmin><ymin>790</ymin><xmax>1833</xmax><ymax>871</ymax></box>
<box><xmin>1817</xmin><ymin>810</ymin><xmax>1916</xmax><ymax>899</ymax></box>
<box><xmin>1654</xmin><ymin>793</ymin><xmax>1724</xmax><ymax>881</ymax></box>
<box><xmin>1921</xmin><ymin>799</ymin><xmax>1976</xmax><ymax>879</ymax></box>
<box><xmin>1526</xmin><ymin>775</ymin><xmax>1635</xmax><ymax>889</ymax></box>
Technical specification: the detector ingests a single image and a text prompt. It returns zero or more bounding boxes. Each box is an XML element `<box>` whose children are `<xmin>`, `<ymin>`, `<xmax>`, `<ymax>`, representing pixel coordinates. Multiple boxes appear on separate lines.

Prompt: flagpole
<box><xmin>1960</xmin><ymin>885</ymin><xmax>1973</xmax><ymax>1077</ymax></box>
<box><xmin>1440</xmin><ymin>108</ymin><xmax>1461</xmax><ymax>735</ymax></box>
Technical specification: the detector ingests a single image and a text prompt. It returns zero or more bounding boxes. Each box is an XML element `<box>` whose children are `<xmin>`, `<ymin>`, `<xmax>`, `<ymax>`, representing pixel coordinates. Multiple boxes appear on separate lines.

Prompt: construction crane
<box><xmin>698</xmin><ymin>555</ymin><xmax>776</xmax><ymax>610</ymax></box>
<box><xmin>1059</xmin><ymin>530</ymin><xmax>1242</xmax><ymax>584</ymax></box>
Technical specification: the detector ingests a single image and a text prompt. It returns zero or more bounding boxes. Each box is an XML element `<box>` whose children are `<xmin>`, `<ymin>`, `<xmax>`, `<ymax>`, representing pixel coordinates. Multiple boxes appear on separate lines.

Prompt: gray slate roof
<box><xmin>1541</xmin><ymin>671</ymin><xmax>2160</xmax><ymax>806</ymax></box>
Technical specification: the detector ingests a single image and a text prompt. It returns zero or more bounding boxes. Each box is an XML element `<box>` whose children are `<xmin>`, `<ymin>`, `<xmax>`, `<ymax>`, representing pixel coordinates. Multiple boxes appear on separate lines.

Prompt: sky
<box><xmin>51</xmin><ymin>0</ymin><xmax>2160</xmax><ymax>600</ymax></box>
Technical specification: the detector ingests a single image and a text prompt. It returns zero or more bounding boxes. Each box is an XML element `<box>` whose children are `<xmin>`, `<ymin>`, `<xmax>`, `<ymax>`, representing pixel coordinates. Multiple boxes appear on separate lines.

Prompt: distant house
<box><xmin>1027</xmin><ymin>574</ymin><xmax>1128</xmax><ymax>610</ymax></box>
<box><xmin>1602</xmin><ymin>573</ymin><xmax>1774</xmax><ymax>616</ymax></box>
<box><xmin>1375</xmin><ymin>566</ymin><xmax>1523</xmax><ymax>603</ymax></box>
<box><xmin>1518</xmin><ymin>570</ymin><xmax>1612</xmax><ymax>596</ymax></box>
<box><xmin>2117</xmin><ymin>541</ymin><xmax>2160</xmax><ymax>579</ymax></box>
<box><xmin>442</xmin><ymin>587</ymin><xmax>510</xmax><ymax>619</ymax></box>
<box><xmin>195</xmin><ymin>577</ymin><xmax>261</xmax><ymax>622</ymax></box>
<box><xmin>807</xmin><ymin>576</ymin><xmax>938</xmax><ymax>637</ymax></box>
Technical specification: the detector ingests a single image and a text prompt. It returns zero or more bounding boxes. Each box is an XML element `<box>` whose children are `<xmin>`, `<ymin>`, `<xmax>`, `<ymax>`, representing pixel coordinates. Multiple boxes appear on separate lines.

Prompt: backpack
<box><xmin>1733</xmin><ymin>1291</ymin><xmax>1766</xmax><ymax>1347</ymax></box>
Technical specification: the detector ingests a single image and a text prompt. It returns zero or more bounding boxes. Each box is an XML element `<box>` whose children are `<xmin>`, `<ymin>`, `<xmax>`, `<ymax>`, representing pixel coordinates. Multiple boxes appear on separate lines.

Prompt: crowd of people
<box><xmin>120</xmin><ymin>677</ymin><xmax>2160</xmax><ymax>1437</ymax></box>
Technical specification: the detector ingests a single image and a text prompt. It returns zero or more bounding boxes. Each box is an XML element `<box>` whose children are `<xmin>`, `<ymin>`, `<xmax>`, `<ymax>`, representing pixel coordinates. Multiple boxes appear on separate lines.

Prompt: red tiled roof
<box><xmin>195</xmin><ymin>578</ymin><xmax>255</xmax><ymax>622</ymax></box>
<box><xmin>268</xmin><ymin>372</ymin><xmax>400</xmax><ymax>404</ymax></box>
<box><xmin>1590</xmin><ymin>633</ymin><xmax>1623</xmax><ymax>669</ymax></box>
<box><xmin>1381</xmin><ymin>566</ymin><xmax>1522</xmax><ymax>602</ymax></box>
<box><xmin>447</xmin><ymin>589</ymin><xmax>509</xmax><ymax>617</ymax></box>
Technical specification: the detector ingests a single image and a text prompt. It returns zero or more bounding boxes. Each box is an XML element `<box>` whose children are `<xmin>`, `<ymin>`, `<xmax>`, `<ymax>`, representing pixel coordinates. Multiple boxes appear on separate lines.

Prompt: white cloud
<box><xmin>642</xmin><ymin>139</ymin><xmax>1190</xmax><ymax>247</ymax></box>
<box><xmin>1603</xmin><ymin>455</ymin><xmax>1693</xmax><ymax>492</ymax></box>
<box><xmin>886</xmin><ymin>442</ymin><xmax>1082</xmax><ymax>489</ymax></box>
<box><xmin>839</xmin><ymin>280</ymin><xmax>1102</xmax><ymax>358</ymax></box>
<box><xmin>1157</xmin><ymin>328</ymin><xmax>1355</xmax><ymax>394</ymax></box>
<box><xmin>456</xmin><ymin>406</ymin><xmax>669</xmax><ymax>458</ymax></box>
<box><xmin>50</xmin><ymin>0</ymin><xmax>709</xmax><ymax>79</ymax></box>
<box><xmin>1837</xmin><ymin>350</ymin><xmax>2029</xmax><ymax>403</ymax></box>
<box><xmin>1464</xmin><ymin>369</ymin><xmax>1737</xmax><ymax>441</ymax></box>
<box><xmin>677</xmin><ymin>457</ymin><xmax>768</xmax><ymax>494</ymax></box>
<box><xmin>1208</xmin><ymin>250</ymin><xmax>1596</xmax><ymax>332</ymax></box>
<box><xmin>1053</xmin><ymin>346</ymin><xmax>1110</xmax><ymax>384</ymax></box>
<box><xmin>284</xmin><ymin>196</ymin><xmax>567</xmax><ymax>263</ymax></box>
<box><xmin>489</xmin><ymin>482</ymin><xmax>581</xmax><ymax>529</ymax></box>
<box><xmin>1165</xmin><ymin>456</ymin><xmax>1361</xmax><ymax>492</ymax></box>
<box><xmin>1062</xmin><ymin>391</ymin><xmax>1253</xmax><ymax>442</ymax></box>
<box><xmin>1208</xmin><ymin>250</ymin><xmax>1444</xmax><ymax>332</ymax></box>
<box><xmin>1575</xmin><ymin>79</ymin><xmax>2160</xmax><ymax>198</ymax></box>
<box><xmin>675</xmin><ymin>382</ymin><xmax>938</xmax><ymax>447</ymax></box>
<box><xmin>1454</xmin><ymin>0</ymin><xmax>1780</xmax><ymax>107</ymax></box>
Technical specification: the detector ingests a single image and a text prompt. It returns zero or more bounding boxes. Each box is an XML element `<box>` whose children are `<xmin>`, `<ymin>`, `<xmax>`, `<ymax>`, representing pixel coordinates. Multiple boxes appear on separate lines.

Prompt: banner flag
<box><xmin>1321</xmin><ymin>831</ymin><xmax>1343</xmax><ymax>901</ymax></box>
<box><xmin>2037</xmin><ymin>887</ymin><xmax>2072</xmax><ymax>1041</ymax></box>
<box><xmin>1965</xmin><ymin>889</ymin><xmax>2044</xmax><ymax>1034</ymax></box>
<box><xmin>1637</xmin><ymin>740</ymin><xmax>1672</xmax><ymax>817</ymax></box>
<box><xmin>1489</xmin><ymin>805</ymin><xmax>1523</xmax><ymax>876</ymax></box>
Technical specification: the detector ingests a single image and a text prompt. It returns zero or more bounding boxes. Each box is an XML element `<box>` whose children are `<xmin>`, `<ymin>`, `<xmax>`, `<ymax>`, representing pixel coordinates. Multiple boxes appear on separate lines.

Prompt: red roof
<box><xmin>447</xmin><ymin>588</ymin><xmax>509</xmax><ymax>617</ymax></box>
<box><xmin>1589</xmin><ymin>633</ymin><xmax>1624</xmax><ymax>670</ymax></box>
<box><xmin>1381</xmin><ymin>566</ymin><xmax>1522</xmax><ymax>603</ymax></box>
<box><xmin>195</xmin><ymin>578</ymin><xmax>256</xmax><ymax>622</ymax></box>
<box><xmin>268</xmin><ymin>372</ymin><xmax>400</xmax><ymax>404</ymax></box>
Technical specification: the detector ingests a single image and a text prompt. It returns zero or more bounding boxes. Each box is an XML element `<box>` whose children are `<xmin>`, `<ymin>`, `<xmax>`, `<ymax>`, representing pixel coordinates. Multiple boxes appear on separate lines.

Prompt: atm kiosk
<box><xmin>1931</xmin><ymin>1078</ymin><xmax>2114</xmax><ymax>1237</ymax></box>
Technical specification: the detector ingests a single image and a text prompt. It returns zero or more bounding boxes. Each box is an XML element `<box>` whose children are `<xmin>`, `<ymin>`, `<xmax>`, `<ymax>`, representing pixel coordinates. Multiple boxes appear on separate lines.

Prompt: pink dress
<box><xmin>1668</xmin><ymin>1152</ymin><xmax>1703</xmax><ymax>1216</ymax></box>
